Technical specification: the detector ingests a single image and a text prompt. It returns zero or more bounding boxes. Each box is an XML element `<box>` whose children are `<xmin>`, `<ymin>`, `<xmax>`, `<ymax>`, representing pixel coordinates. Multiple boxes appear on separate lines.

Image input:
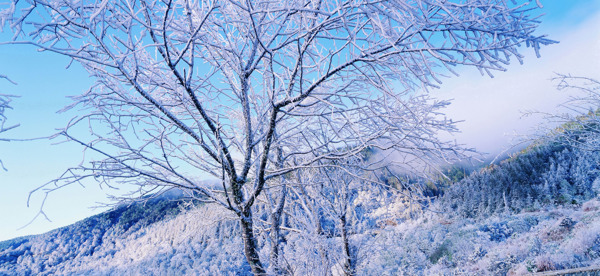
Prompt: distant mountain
<box><xmin>2</xmin><ymin>128</ymin><xmax>600</xmax><ymax>275</ymax></box>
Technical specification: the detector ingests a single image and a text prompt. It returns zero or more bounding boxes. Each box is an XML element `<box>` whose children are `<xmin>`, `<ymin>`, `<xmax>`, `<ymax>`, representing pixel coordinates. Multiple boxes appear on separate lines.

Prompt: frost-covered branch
<box><xmin>0</xmin><ymin>74</ymin><xmax>18</xmax><ymax>170</ymax></box>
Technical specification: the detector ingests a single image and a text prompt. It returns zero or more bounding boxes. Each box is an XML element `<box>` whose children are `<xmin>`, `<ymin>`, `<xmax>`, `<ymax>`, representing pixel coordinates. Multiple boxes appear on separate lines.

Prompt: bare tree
<box><xmin>1</xmin><ymin>0</ymin><xmax>554</xmax><ymax>273</ymax></box>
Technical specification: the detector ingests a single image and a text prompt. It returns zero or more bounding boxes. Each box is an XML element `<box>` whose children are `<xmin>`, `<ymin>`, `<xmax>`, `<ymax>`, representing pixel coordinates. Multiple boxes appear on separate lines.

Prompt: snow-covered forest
<box><xmin>1</xmin><ymin>0</ymin><xmax>599</xmax><ymax>275</ymax></box>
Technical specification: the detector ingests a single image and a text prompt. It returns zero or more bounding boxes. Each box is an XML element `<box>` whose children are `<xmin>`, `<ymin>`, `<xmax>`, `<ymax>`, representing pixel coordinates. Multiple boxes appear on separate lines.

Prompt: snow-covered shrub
<box><xmin>479</xmin><ymin>221</ymin><xmax>514</xmax><ymax>242</ymax></box>
<box><xmin>534</xmin><ymin>254</ymin><xmax>556</xmax><ymax>272</ymax></box>
<box><xmin>429</xmin><ymin>239</ymin><xmax>452</xmax><ymax>264</ymax></box>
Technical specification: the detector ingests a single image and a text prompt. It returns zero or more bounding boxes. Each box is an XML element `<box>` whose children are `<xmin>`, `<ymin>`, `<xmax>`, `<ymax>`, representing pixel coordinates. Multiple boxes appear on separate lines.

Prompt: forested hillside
<box><xmin>0</xmin><ymin>192</ymin><xmax>204</xmax><ymax>275</ymax></box>
<box><xmin>437</xmin><ymin>139</ymin><xmax>600</xmax><ymax>219</ymax></box>
<box><xmin>2</xmin><ymin>129</ymin><xmax>600</xmax><ymax>275</ymax></box>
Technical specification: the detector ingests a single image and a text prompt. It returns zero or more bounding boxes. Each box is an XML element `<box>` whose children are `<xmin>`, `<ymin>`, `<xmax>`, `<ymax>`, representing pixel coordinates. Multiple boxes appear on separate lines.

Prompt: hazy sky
<box><xmin>433</xmin><ymin>1</ymin><xmax>600</xmax><ymax>158</ymax></box>
<box><xmin>1</xmin><ymin>1</ymin><xmax>600</xmax><ymax>242</ymax></box>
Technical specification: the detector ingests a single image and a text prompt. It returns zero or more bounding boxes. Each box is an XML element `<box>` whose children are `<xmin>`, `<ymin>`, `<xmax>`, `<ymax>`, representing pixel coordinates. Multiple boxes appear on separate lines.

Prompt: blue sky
<box><xmin>1</xmin><ymin>1</ymin><xmax>600</xmax><ymax>242</ymax></box>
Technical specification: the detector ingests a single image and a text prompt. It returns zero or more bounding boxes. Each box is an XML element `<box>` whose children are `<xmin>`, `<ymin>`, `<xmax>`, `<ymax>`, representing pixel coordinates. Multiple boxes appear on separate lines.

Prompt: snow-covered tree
<box><xmin>298</xmin><ymin>159</ymin><xmax>363</xmax><ymax>275</ymax></box>
<box><xmin>1</xmin><ymin>0</ymin><xmax>554</xmax><ymax>273</ymax></box>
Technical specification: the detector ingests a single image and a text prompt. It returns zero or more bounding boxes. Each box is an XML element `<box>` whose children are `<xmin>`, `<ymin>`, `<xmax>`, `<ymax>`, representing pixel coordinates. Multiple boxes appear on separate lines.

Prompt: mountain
<box><xmin>2</xmin><ymin>129</ymin><xmax>600</xmax><ymax>275</ymax></box>
<box><xmin>0</xmin><ymin>191</ymin><xmax>242</xmax><ymax>275</ymax></box>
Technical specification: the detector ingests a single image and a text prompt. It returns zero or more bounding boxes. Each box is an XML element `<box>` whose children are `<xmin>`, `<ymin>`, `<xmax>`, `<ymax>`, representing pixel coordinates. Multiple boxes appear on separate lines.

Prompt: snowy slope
<box><xmin>366</xmin><ymin>199</ymin><xmax>600</xmax><ymax>275</ymax></box>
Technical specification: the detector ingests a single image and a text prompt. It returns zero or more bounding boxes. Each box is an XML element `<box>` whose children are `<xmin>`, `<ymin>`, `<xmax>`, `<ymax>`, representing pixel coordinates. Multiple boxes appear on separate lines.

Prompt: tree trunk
<box><xmin>240</xmin><ymin>208</ymin><xmax>266</xmax><ymax>275</ymax></box>
<box><xmin>269</xmin><ymin>184</ymin><xmax>287</xmax><ymax>274</ymax></box>
<box><xmin>340</xmin><ymin>214</ymin><xmax>355</xmax><ymax>276</ymax></box>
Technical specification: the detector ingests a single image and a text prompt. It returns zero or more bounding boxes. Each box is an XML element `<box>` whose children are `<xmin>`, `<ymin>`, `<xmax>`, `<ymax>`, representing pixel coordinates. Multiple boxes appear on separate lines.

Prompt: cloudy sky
<box><xmin>433</xmin><ymin>1</ymin><xmax>600</xmax><ymax>157</ymax></box>
<box><xmin>1</xmin><ymin>1</ymin><xmax>600</xmax><ymax>242</ymax></box>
